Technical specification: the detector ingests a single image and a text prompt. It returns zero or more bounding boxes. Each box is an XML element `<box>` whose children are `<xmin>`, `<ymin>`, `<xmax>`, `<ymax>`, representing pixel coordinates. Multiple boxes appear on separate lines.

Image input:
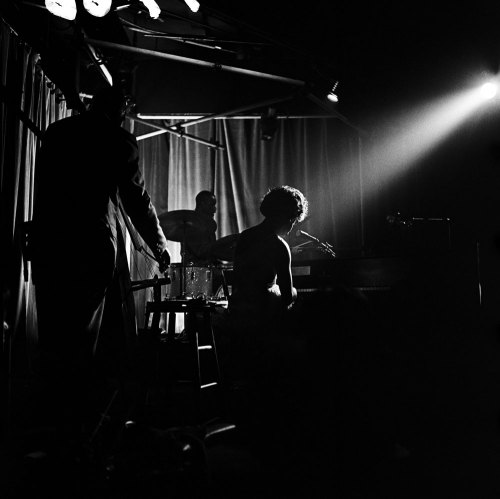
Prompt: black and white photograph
<box><xmin>2</xmin><ymin>1</ymin><xmax>500</xmax><ymax>497</ymax></box>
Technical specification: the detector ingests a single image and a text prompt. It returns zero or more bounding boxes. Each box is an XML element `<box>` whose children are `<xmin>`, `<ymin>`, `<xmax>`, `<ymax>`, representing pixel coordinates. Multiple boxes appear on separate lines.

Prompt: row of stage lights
<box><xmin>45</xmin><ymin>0</ymin><xmax>343</xmax><ymax>105</ymax></box>
<box><xmin>45</xmin><ymin>0</ymin><xmax>200</xmax><ymax>21</ymax></box>
<box><xmin>40</xmin><ymin>4</ymin><xmax>500</xmax><ymax>111</ymax></box>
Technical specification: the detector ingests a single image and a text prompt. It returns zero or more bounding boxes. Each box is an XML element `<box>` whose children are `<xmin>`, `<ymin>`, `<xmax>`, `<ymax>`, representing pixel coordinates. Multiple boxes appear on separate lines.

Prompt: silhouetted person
<box><xmin>182</xmin><ymin>190</ymin><xmax>218</xmax><ymax>265</ymax></box>
<box><xmin>30</xmin><ymin>85</ymin><xmax>171</xmax><ymax>449</ymax></box>
<box><xmin>222</xmin><ymin>185</ymin><xmax>310</xmax><ymax>493</ymax></box>
<box><xmin>229</xmin><ymin>185</ymin><xmax>308</xmax><ymax>328</ymax></box>
<box><xmin>224</xmin><ymin>184</ymin><xmax>308</xmax><ymax>398</ymax></box>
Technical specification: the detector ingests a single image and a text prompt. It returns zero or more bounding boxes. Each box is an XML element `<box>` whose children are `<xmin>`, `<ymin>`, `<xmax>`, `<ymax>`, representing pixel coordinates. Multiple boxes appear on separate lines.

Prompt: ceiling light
<box><xmin>327</xmin><ymin>92</ymin><xmax>338</xmax><ymax>103</ymax></box>
<box><xmin>184</xmin><ymin>0</ymin><xmax>200</xmax><ymax>13</ymax></box>
<box><xmin>327</xmin><ymin>81</ymin><xmax>339</xmax><ymax>103</ymax></box>
<box><xmin>83</xmin><ymin>0</ymin><xmax>112</xmax><ymax>17</ymax></box>
<box><xmin>139</xmin><ymin>0</ymin><xmax>161</xmax><ymax>18</ymax></box>
<box><xmin>260</xmin><ymin>107</ymin><xmax>278</xmax><ymax>141</ymax></box>
<box><xmin>45</xmin><ymin>0</ymin><xmax>77</xmax><ymax>20</ymax></box>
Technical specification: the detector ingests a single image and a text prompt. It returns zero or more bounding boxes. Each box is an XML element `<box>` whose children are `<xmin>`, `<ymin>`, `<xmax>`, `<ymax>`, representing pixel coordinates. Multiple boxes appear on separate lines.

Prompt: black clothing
<box><xmin>181</xmin><ymin>214</ymin><xmax>217</xmax><ymax>265</ymax></box>
<box><xmin>30</xmin><ymin>110</ymin><xmax>168</xmax><ymax>439</ymax></box>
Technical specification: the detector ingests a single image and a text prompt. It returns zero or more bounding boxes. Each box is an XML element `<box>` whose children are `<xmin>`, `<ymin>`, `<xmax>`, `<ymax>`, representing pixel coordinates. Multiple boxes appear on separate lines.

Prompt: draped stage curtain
<box><xmin>1</xmin><ymin>19</ymin><xmax>71</xmax><ymax>435</ymax></box>
<box><xmin>130</xmin><ymin>117</ymin><xmax>365</xmax><ymax>327</ymax></box>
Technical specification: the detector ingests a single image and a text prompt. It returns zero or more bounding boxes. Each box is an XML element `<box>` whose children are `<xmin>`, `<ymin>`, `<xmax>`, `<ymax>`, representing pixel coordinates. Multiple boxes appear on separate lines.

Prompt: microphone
<box><xmin>295</xmin><ymin>229</ymin><xmax>320</xmax><ymax>243</ymax></box>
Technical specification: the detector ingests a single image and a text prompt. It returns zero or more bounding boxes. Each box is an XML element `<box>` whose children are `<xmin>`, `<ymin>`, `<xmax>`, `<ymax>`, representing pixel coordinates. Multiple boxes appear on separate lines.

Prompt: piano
<box><xmin>291</xmin><ymin>251</ymin><xmax>481</xmax><ymax>320</ymax></box>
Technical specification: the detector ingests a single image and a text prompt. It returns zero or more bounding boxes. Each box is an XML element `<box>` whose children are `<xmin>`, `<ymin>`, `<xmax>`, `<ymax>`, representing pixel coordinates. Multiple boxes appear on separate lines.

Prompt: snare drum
<box><xmin>165</xmin><ymin>264</ymin><xmax>214</xmax><ymax>299</ymax></box>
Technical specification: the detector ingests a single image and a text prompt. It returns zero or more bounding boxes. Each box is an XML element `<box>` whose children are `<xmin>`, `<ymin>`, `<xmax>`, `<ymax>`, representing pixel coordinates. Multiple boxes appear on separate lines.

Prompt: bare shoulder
<box><xmin>275</xmin><ymin>235</ymin><xmax>291</xmax><ymax>257</ymax></box>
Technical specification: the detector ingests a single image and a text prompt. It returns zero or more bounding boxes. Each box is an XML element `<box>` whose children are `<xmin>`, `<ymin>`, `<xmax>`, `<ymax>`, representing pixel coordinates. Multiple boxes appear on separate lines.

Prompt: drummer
<box><xmin>182</xmin><ymin>191</ymin><xmax>240</xmax><ymax>300</ymax></box>
<box><xmin>182</xmin><ymin>190</ymin><xmax>218</xmax><ymax>265</ymax></box>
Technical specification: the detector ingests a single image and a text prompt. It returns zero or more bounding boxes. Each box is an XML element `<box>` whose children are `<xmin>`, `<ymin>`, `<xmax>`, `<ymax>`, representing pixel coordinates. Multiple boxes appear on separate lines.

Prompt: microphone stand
<box><xmin>180</xmin><ymin>223</ymin><xmax>188</xmax><ymax>299</ymax></box>
<box><xmin>319</xmin><ymin>241</ymin><xmax>336</xmax><ymax>258</ymax></box>
<box><xmin>295</xmin><ymin>230</ymin><xmax>336</xmax><ymax>258</ymax></box>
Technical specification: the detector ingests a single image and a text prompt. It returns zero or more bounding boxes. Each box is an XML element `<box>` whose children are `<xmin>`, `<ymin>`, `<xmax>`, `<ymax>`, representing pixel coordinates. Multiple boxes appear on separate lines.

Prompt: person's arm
<box><xmin>117</xmin><ymin>131</ymin><xmax>170</xmax><ymax>268</ymax></box>
<box><xmin>275</xmin><ymin>237</ymin><xmax>297</xmax><ymax>310</ymax></box>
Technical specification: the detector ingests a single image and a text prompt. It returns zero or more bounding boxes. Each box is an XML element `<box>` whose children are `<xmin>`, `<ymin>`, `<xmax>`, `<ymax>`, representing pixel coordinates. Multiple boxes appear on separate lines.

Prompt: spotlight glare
<box><xmin>479</xmin><ymin>82</ymin><xmax>498</xmax><ymax>100</ymax></box>
<box><xmin>45</xmin><ymin>0</ymin><xmax>77</xmax><ymax>20</ymax></box>
<box><xmin>83</xmin><ymin>0</ymin><xmax>112</xmax><ymax>17</ymax></box>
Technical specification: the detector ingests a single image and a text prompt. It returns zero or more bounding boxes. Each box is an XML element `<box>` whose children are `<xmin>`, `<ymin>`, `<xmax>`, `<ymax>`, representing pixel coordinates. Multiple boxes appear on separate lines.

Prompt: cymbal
<box><xmin>211</xmin><ymin>233</ymin><xmax>239</xmax><ymax>261</ymax></box>
<box><xmin>158</xmin><ymin>210</ymin><xmax>205</xmax><ymax>242</ymax></box>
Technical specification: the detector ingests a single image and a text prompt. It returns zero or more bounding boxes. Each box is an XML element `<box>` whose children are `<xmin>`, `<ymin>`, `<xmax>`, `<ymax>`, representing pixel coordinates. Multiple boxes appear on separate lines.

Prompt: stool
<box><xmin>144</xmin><ymin>298</ymin><xmax>224</xmax><ymax>425</ymax></box>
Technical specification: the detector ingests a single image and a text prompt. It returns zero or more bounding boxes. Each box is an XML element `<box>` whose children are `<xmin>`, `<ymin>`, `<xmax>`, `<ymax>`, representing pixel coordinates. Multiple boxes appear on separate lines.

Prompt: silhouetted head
<box><xmin>260</xmin><ymin>185</ymin><xmax>308</xmax><ymax>224</ymax></box>
<box><xmin>89</xmin><ymin>85</ymin><xmax>135</xmax><ymax>125</ymax></box>
<box><xmin>195</xmin><ymin>191</ymin><xmax>217</xmax><ymax>217</ymax></box>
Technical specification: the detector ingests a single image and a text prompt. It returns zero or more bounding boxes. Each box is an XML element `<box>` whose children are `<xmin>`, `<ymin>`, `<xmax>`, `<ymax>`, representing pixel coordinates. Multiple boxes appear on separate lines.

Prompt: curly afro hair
<box><xmin>260</xmin><ymin>185</ymin><xmax>308</xmax><ymax>223</ymax></box>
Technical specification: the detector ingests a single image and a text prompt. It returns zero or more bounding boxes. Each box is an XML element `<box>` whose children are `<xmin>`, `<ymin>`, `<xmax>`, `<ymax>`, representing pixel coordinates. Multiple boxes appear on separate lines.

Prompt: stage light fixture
<box><xmin>184</xmin><ymin>0</ymin><xmax>200</xmax><ymax>13</ymax></box>
<box><xmin>327</xmin><ymin>81</ymin><xmax>339</xmax><ymax>103</ymax></box>
<box><xmin>83</xmin><ymin>0</ymin><xmax>112</xmax><ymax>17</ymax></box>
<box><xmin>327</xmin><ymin>92</ymin><xmax>339</xmax><ymax>103</ymax></box>
<box><xmin>45</xmin><ymin>0</ymin><xmax>77</xmax><ymax>20</ymax></box>
<box><xmin>260</xmin><ymin>107</ymin><xmax>278</xmax><ymax>141</ymax></box>
<box><xmin>139</xmin><ymin>0</ymin><xmax>161</xmax><ymax>18</ymax></box>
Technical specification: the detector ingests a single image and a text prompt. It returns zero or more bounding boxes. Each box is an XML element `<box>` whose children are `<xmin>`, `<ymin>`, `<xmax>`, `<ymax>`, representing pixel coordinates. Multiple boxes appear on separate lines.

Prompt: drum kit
<box><xmin>157</xmin><ymin>209</ymin><xmax>238</xmax><ymax>300</ymax></box>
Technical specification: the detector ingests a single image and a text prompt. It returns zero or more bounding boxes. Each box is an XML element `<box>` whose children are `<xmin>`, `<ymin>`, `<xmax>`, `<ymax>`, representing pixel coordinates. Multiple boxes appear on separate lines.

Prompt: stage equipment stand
<box><xmin>144</xmin><ymin>297</ymin><xmax>224</xmax><ymax>426</ymax></box>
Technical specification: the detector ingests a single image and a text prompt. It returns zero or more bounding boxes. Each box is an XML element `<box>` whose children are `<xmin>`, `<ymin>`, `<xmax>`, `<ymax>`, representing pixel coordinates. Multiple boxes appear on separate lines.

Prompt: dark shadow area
<box><xmin>3</xmin><ymin>250</ymin><xmax>500</xmax><ymax>498</ymax></box>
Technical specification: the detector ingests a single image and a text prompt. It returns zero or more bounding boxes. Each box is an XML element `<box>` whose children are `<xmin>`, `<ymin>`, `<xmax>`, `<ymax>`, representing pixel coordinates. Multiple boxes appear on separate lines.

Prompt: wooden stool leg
<box><xmin>203</xmin><ymin>308</ymin><xmax>222</xmax><ymax>385</ymax></box>
<box><xmin>167</xmin><ymin>312</ymin><xmax>176</xmax><ymax>339</ymax></box>
<box><xmin>143</xmin><ymin>300</ymin><xmax>226</xmax><ymax>425</ymax></box>
<box><xmin>184</xmin><ymin>310</ymin><xmax>202</xmax><ymax>421</ymax></box>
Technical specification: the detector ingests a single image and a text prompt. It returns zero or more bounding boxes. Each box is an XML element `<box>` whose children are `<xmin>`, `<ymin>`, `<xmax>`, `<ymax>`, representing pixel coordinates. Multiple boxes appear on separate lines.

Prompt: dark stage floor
<box><xmin>2</xmin><ymin>285</ymin><xmax>500</xmax><ymax>498</ymax></box>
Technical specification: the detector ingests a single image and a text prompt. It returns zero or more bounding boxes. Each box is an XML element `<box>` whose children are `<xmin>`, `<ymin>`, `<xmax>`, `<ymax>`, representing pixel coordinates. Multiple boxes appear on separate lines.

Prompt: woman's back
<box><xmin>229</xmin><ymin>224</ymin><xmax>285</xmax><ymax>322</ymax></box>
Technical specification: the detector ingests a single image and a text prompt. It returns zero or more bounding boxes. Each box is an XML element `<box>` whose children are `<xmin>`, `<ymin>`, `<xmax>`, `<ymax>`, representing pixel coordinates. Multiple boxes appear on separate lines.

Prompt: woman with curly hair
<box><xmin>229</xmin><ymin>185</ymin><xmax>308</xmax><ymax>325</ymax></box>
<box><xmin>222</xmin><ymin>186</ymin><xmax>308</xmax><ymax>385</ymax></box>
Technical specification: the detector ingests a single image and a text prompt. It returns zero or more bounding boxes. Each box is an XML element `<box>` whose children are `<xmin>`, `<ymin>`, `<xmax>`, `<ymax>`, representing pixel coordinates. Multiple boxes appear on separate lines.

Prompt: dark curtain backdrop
<box><xmin>130</xmin><ymin>116</ymin><xmax>365</xmax><ymax>327</ymax></box>
<box><xmin>1</xmin><ymin>19</ymin><xmax>71</xmax><ymax>437</ymax></box>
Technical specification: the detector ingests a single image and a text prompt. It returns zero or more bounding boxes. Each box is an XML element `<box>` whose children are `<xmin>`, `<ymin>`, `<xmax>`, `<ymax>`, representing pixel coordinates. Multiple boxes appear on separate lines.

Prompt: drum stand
<box><xmin>144</xmin><ymin>296</ymin><xmax>225</xmax><ymax>424</ymax></box>
<box><xmin>179</xmin><ymin>223</ymin><xmax>188</xmax><ymax>299</ymax></box>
